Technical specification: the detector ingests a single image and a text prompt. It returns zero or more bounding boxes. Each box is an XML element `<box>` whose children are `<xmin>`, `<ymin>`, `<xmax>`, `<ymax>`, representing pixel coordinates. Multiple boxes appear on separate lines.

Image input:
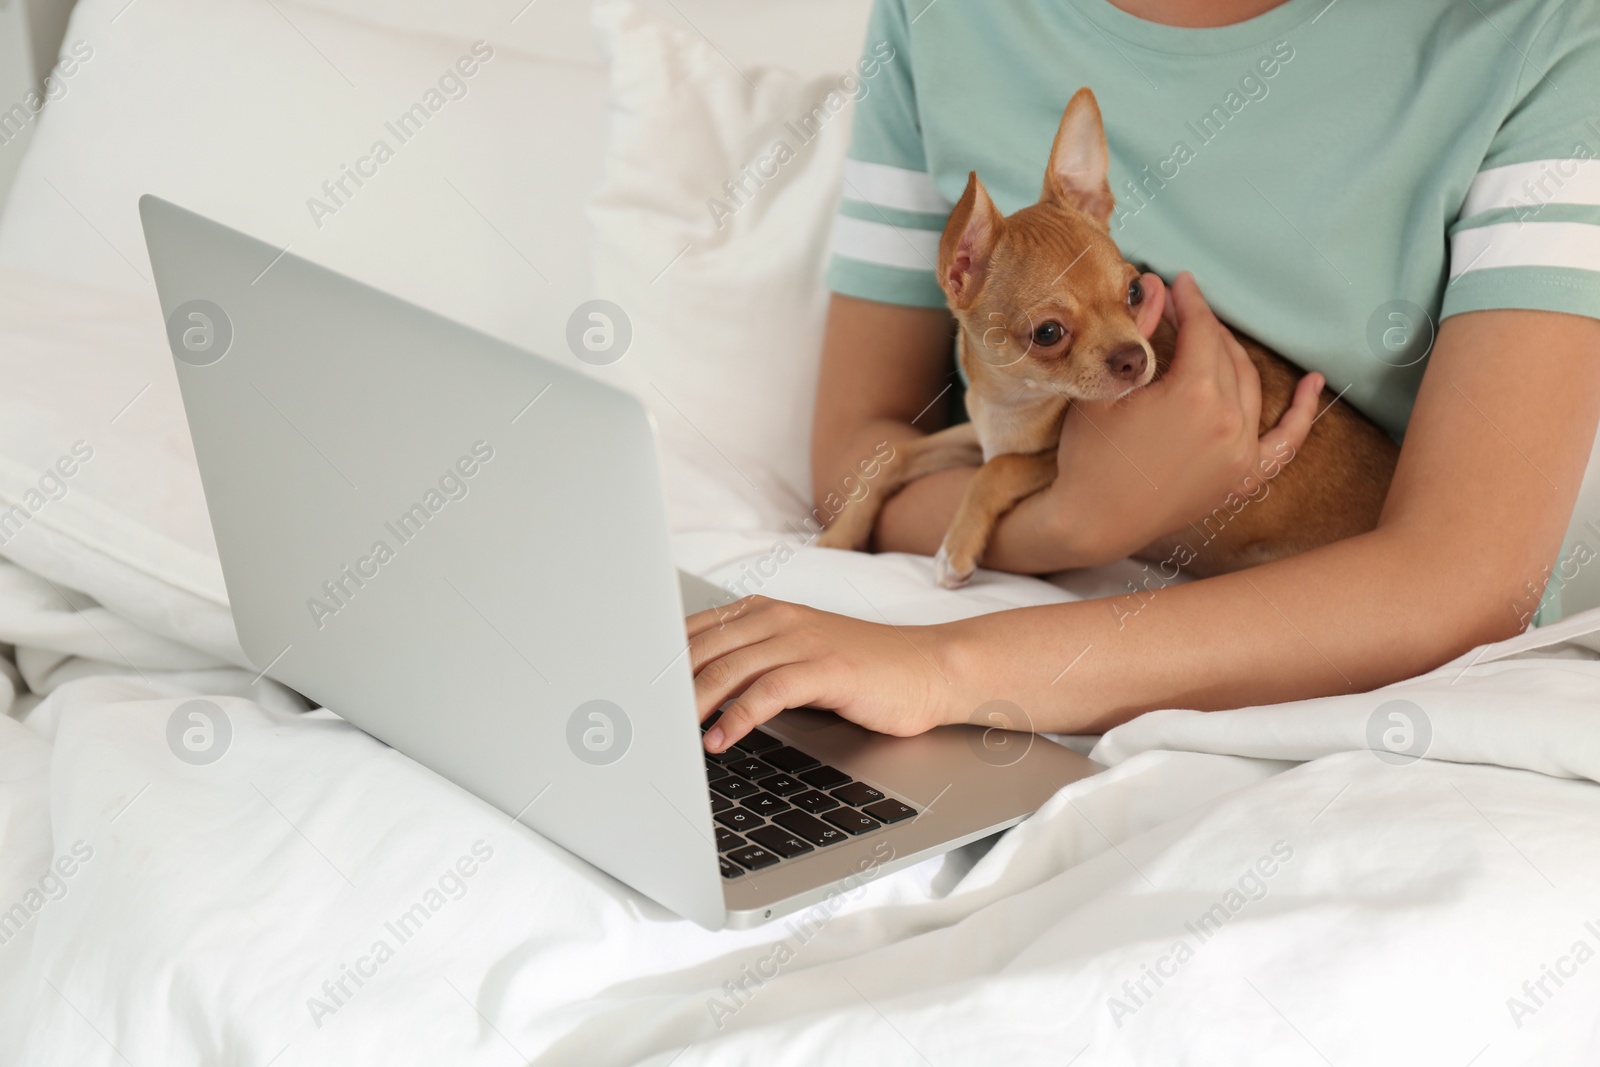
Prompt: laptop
<box><xmin>138</xmin><ymin>195</ymin><xmax>1101</xmax><ymax>929</ymax></box>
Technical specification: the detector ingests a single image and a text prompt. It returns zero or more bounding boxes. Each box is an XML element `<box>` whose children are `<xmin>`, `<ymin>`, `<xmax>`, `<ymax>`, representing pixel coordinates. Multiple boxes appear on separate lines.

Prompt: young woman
<box><xmin>692</xmin><ymin>0</ymin><xmax>1600</xmax><ymax>753</ymax></box>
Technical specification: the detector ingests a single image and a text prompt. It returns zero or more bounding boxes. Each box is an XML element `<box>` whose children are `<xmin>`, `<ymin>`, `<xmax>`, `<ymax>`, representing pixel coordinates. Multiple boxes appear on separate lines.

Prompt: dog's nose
<box><xmin>1106</xmin><ymin>344</ymin><xmax>1148</xmax><ymax>381</ymax></box>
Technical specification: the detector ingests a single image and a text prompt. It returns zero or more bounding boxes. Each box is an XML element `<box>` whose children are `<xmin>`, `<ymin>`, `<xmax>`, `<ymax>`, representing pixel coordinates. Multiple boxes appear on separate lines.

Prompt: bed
<box><xmin>2</xmin><ymin>0</ymin><xmax>1599</xmax><ymax>1063</ymax></box>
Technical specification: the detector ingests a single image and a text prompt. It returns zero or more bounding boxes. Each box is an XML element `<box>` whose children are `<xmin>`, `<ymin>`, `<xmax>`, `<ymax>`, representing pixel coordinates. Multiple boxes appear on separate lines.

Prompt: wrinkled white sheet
<box><xmin>1</xmin><ymin>536</ymin><xmax>1598</xmax><ymax>1066</ymax></box>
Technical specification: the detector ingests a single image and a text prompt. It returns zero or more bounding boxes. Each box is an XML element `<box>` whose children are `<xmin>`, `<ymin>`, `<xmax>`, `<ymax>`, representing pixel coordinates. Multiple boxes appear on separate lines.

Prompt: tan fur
<box><xmin>817</xmin><ymin>88</ymin><xmax>1398</xmax><ymax>587</ymax></box>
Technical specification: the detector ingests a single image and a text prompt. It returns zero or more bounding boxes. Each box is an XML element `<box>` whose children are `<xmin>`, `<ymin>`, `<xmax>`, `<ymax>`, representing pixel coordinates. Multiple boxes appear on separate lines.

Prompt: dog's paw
<box><xmin>934</xmin><ymin>545</ymin><xmax>976</xmax><ymax>589</ymax></box>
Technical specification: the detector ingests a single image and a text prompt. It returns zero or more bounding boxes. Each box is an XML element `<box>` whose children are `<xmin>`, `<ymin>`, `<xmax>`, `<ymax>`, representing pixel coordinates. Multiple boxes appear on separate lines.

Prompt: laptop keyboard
<box><xmin>702</xmin><ymin>719</ymin><xmax>918</xmax><ymax>879</ymax></box>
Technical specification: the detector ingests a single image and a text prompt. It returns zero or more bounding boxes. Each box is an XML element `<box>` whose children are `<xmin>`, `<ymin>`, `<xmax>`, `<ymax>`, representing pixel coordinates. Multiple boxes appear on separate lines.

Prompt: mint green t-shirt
<box><xmin>827</xmin><ymin>0</ymin><xmax>1600</xmax><ymax>440</ymax></box>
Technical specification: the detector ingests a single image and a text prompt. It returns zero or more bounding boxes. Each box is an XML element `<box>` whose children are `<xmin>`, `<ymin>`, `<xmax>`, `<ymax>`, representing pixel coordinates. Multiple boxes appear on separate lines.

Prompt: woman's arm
<box><xmin>694</xmin><ymin>307</ymin><xmax>1600</xmax><ymax>750</ymax></box>
<box><xmin>809</xmin><ymin>294</ymin><xmax>954</xmax><ymax>508</ymax></box>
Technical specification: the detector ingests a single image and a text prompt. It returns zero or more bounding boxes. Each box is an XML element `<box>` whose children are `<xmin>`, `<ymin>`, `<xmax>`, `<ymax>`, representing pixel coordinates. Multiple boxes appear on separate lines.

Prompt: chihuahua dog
<box><xmin>817</xmin><ymin>87</ymin><xmax>1398</xmax><ymax>587</ymax></box>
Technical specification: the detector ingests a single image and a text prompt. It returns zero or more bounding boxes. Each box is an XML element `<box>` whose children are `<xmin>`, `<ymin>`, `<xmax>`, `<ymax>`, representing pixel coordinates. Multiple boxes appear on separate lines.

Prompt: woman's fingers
<box><xmin>705</xmin><ymin>664</ymin><xmax>821</xmax><ymax>752</ymax></box>
<box><xmin>1135</xmin><ymin>272</ymin><xmax>1166</xmax><ymax>339</ymax></box>
<box><xmin>1163</xmin><ymin>273</ymin><xmax>1232</xmax><ymax>386</ymax></box>
<box><xmin>1181</xmin><ymin>274</ymin><xmax>1244</xmax><ymax>389</ymax></box>
<box><xmin>1169</xmin><ymin>271</ymin><xmax>1219</xmax><ymax>330</ymax></box>
<box><xmin>1182</xmin><ymin>275</ymin><xmax>1243</xmax><ymax>401</ymax></box>
<box><xmin>687</xmin><ymin>596</ymin><xmax>794</xmax><ymax>662</ymax></box>
<box><xmin>693</xmin><ymin>636</ymin><xmax>797</xmax><ymax>727</ymax></box>
<box><xmin>685</xmin><ymin>594</ymin><xmax>765</xmax><ymax>640</ymax></box>
<box><xmin>1230</xmin><ymin>335</ymin><xmax>1263</xmax><ymax>441</ymax></box>
<box><xmin>1170</xmin><ymin>273</ymin><xmax>1262</xmax><ymax>442</ymax></box>
<box><xmin>686</xmin><ymin>596</ymin><xmax>829</xmax><ymax>750</ymax></box>
<box><xmin>1257</xmin><ymin>371</ymin><xmax>1325</xmax><ymax>468</ymax></box>
<box><xmin>1160</xmin><ymin>294</ymin><xmax>1179</xmax><ymax>331</ymax></box>
<box><xmin>685</xmin><ymin>607</ymin><xmax>724</xmax><ymax>641</ymax></box>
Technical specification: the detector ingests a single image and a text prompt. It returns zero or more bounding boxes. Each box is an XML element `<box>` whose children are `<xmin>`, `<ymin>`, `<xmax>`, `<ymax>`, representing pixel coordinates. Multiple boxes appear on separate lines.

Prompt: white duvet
<box><xmin>1</xmin><ymin>540</ymin><xmax>1599</xmax><ymax>1066</ymax></box>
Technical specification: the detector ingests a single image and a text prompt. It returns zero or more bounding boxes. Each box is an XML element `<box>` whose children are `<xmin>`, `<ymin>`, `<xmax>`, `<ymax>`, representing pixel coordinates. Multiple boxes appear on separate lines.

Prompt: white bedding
<box><xmin>3</xmin><ymin>0</ymin><xmax>1600</xmax><ymax>1063</ymax></box>
<box><xmin>1</xmin><ymin>550</ymin><xmax>1599</xmax><ymax>1065</ymax></box>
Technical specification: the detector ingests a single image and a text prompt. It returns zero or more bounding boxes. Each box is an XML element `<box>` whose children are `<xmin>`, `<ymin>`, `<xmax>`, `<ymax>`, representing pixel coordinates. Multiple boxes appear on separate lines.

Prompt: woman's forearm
<box><xmin>934</xmin><ymin>523</ymin><xmax>1506</xmax><ymax>733</ymax></box>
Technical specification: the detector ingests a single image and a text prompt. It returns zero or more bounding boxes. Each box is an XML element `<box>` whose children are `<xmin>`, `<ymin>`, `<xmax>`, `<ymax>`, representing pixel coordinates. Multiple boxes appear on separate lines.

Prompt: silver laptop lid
<box><xmin>139</xmin><ymin>195</ymin><xmax>727</xmax><ymax>928</ymax></box>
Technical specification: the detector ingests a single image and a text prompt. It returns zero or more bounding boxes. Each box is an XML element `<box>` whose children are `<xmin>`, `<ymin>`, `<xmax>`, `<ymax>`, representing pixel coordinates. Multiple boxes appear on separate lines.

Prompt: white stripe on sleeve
<box><xmin>831</xmin><ymin>214</ymin><xmax>942</xmax><ymax>272</ymax></box>
<box><xmin>1461</xmin><ymin>159</ymin><xmax>1600</xmax><ymax>218</ymax></box>
<box><xmin>1450</xmin><ymin>221</ymin><xmax>1600</xmax><ymax>278</ymax></box>
<box><xmin>840</xmin><ymin>159</ymin><xmax>953</xmax><ymax>215</ymax></box>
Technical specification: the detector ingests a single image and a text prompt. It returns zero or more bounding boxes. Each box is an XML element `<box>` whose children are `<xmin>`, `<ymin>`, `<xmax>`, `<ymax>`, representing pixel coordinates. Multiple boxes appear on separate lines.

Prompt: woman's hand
<box><xmin>1035</xmin><ymin>271</ymin><xmax>1324</xmax><ymax>566</ymax></box>
<box><xmin>687</xmin><ymin>596</ymin><xmax>958</xmax><ymax>752</ymax></box>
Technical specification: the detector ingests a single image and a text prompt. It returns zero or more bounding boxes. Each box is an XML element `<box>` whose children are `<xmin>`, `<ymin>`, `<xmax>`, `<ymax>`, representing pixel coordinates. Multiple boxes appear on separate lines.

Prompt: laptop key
<box><xmin>761</xmin><ymin>746</ymin><xmax>820</xmax><ymax>774</ymax></box>
<box><xmin>710</xmin><ymin>795</ymin><xmax>733</xmax><ymax>813</ymax></box>
<box><xmin>862</xmin><ymin>799</ymin><xmax>916</xmax><ymax>824</ymax></box>
<box><xmin>798</xmin><ymin>765</ymin><xmax>851</xmax><ymax>790</ymax></box>
<box><xmin>715</xmin><ymin>828</ymin><xmax>746</xmax><ymax>852</ymax></box>
<box><xmin>821</xmin><ymin>808</ymin><xmax>881</xmax><ymax>836</ymax></box>
<box><xmin>772</xmin><ymin>809</ymin><xmax>848</xmax><ymax>847</ymax></box>
<box><xmin>711</xmin><ymin>776</ymin><xmax>761</xmax><ymax>800</ymax></box>
<box><xmin>729</xmin><ymin>844</ymin><xmax>781</xmax><ymax>871</ymax></box>
<box><xmin>728</xmin><ymin>757</ymin><xmax>778</xmax><ymax>780</ymax></box>
<box><xmin>790</xmin><ymin>790</ymin><xmax>840</xmax><ymax>814</ymax></box>
<box><xmin>831</xmin><ymin>781</ymin><xmax>885</xmax><ymax>807</ymax></box>
<box><xmin>733</xmin><ymin>730</ymin><xmax>783</xmax><ymax>755</ymax></box>
<box><xmin>747</xmin><ymin>825</ymin><xmax>814</xmax><ymax>858</ymax></box>
<box><xmin>715</xmin><ymin>808</ymin><xmax>764</xmax><ymax>833</ymax></box>
<box><xmin>706</xmin><ymin>747</ymin><xmax>744</xmax><ymax>765</ymax></box>
<box><xmin>760</xmin><ymin>773</ymin><xmax>807</xmax><ymax>797</ymax></box>
<box><xmin>741</xmin><ymin>792</ymin><xmax>791</xmax><ymax>817</ymax></box>
<box><xmin>719</xmin><ymin>858</ymin><xmax>744</xmax><ymax>879</ymax></box>
<box><xmin>705</xmin><ymin>762</ymin><xmax>731</xmax><ymax>781</ymax></box>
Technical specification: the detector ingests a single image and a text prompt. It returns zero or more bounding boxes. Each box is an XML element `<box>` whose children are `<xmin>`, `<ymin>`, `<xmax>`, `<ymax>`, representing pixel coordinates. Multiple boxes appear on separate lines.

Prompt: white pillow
<box><xmin>0</xmin><ymin>268</ymin><xmax>238</xmax><ymax>660</ymax></box>
<box><xmin>0</xmin><ymin>0</ymin><xmax>608</xmax><ymax>360</ymax></box>
<box><xmin>588</xmin><ymin>0</ymin><xmax>867</xmax><ymax>531</ymax></box>
<box><xmin>286</xmin><ymin>0</ymin><xmax>871</xmax><ymax>76</ymax></box>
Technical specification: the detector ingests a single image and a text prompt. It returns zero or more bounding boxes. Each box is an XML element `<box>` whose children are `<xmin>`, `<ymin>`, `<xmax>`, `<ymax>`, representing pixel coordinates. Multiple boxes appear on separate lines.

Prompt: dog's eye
<box><xmin>1127</xmin><ymin>278</ymin><xmax>1144</xmax><ymax>306</ymax></box>
<box><xmin>1031</xmin><ymin>321</ymin><xmax>1066</xmax><ymax>347</ymax></box>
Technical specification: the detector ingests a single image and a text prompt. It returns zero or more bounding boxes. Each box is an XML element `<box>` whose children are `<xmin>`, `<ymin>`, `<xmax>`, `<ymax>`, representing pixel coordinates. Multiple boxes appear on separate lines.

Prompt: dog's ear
<box><xmin>1042</xmin><ymin>87</ymin><xmax>1114</xmax><ymax>227</ymax></box>
<box><xmin>939</xmin><ymin>172</ymin><xmax>1004</xmax><ymax>308</ymax></box>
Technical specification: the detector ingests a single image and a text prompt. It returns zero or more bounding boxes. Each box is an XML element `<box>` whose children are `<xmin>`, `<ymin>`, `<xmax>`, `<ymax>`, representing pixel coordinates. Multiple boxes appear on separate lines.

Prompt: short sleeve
<box><xmin>1443</xmin><ymin>3</ymin><xmax>1600</xmax><ymax>322</ymax></box>
<box><xmin>825</xmin><ymin>0</ymin><xmax>952</xmax><ymax>309</ymax></box>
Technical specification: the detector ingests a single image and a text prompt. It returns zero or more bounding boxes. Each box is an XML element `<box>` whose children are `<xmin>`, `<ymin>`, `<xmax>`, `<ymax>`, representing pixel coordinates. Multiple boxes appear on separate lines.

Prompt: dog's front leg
<box><xmin>934</xmin><ymin>450</ymin><xmax>1057</xmax><ymax>588</ymax></box>
<box><xmin>815</xmin><ymin>423</ymin><xmax>983</xmax><ymax>551</ymax></box>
